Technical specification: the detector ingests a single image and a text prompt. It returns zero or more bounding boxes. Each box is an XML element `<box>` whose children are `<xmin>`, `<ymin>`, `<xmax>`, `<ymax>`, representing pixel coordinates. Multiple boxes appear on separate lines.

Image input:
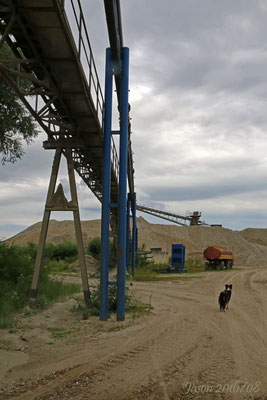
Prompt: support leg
<box><xmin>117</xmin><ymin>47</ymin><xmax>129</xmax><ymax>321</ymax></box>
<box><xmin>100</xmin><ymin>48</ymin><xmax>113</xmax><ymax>320</ymax></box>
<box><xmin>131</xmin><ymin>192</ymin><xmax>137</xmax><ymax>275</ymax></box>
<box><xmin>66</xmin><ymin>150</ymin><xmax>90</xmax><ymax>309</ymax></box>
<box><xmin>29</xmin><ymin>149</ymin><xmax>61</xmax><ymax>307</ymax></box>
<box><xmin>126</xmin><ymin>193</ymin><xmax>130</xmax><ymax>272</ymax></box>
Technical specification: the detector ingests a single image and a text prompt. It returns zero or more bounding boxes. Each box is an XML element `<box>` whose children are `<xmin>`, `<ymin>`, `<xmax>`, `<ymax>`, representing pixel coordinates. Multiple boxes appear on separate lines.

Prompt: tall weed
<box><xmin>0</xmin><ymin>243</ymin><xmax>80</xmax><ymax>328</ymax></box>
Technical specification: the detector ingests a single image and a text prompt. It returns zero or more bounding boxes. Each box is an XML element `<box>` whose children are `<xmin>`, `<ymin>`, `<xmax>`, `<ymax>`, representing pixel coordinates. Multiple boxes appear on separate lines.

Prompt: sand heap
<box><xmin>6</xmin><ymin>219</ymin><xmax>101</xmax><ymax>246</ymax></box>
<box><xmin>69</xmin><ymin>254</ymin><xmax>99</xmax><ymax>274</ymax></box>
<box><xmin>137</xmin><ymin>218</ymin><xmax>267</xmax><ymax>266</ymax></box>
<box><xmin>5</xmin><ymin>217</ymin><xmax>267</xmax><ymax>266</ymax></box>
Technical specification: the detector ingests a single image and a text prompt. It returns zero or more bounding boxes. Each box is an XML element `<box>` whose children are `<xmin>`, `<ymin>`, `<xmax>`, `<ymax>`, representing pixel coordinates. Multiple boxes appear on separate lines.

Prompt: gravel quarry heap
<box><xmin>5</xmin><ymin>217</ymin><xmax>267</xmax><ymax>266</ymax></box>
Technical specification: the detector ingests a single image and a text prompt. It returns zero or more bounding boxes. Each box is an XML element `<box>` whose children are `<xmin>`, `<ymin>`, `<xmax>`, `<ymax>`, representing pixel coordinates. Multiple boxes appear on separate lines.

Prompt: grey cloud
<box><xmin>147</xmin><ymin>180</ymin><xmax>265</xmax><ymax>202</ymax></box>
<box><xmin>2</xmin><ymin>1</ymin><xmax>267</xmax><ymax>238</ymax></box>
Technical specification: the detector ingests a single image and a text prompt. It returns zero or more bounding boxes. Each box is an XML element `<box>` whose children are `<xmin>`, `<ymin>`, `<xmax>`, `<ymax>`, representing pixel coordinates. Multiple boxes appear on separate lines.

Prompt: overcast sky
<box><xmin>1</xmin><ymin>0</ymin><xmax>267</xmax><ymax>240</ymax></box>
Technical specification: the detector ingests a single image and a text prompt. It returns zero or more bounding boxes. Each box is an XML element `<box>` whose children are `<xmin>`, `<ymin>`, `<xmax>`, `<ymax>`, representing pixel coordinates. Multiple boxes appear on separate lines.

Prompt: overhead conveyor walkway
<box><xmin>0</xmin><ymin>0</ymin><xmax>136</xmax><ymax>321</ymax></box>
<box><xmin>0</xmin><ymin>0</ymin><xmax>120</xmax><ymax>203</ymax></box>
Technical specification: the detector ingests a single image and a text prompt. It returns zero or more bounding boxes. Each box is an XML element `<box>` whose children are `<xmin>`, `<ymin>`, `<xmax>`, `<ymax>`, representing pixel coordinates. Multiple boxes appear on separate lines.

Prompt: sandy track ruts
<box><xmin>3</xmin><ymin>267</ymin><xmax>267</xmax><ymax>400</ymax></box>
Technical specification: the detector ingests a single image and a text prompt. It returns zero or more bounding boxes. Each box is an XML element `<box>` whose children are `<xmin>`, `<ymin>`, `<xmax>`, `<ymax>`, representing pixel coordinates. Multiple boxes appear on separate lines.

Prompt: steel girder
<box><xmin>0</xmin><ymin>0</ymin><xmax>125</xmax><ymax>213</ymax></box>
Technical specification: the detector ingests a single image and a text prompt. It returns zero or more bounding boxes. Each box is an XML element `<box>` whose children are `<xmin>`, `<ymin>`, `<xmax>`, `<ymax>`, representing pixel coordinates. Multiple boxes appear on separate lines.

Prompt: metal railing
<box><xmin>61</xmin><ymin>0</ymin><xmax>120</xmax><ymax>181</ymax></box>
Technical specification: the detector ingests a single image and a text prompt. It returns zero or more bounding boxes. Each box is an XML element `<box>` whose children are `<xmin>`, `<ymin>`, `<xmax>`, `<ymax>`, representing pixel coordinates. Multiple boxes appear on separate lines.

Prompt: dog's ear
<box><xmin>225</xmin><ymin>284</ymin><xmax>228</xmax><ymax>289</ymax></box>
<box><xmin>229</xmin><ymin>284</ymin><xmax>232</xmax><ymax>289</ymax></box>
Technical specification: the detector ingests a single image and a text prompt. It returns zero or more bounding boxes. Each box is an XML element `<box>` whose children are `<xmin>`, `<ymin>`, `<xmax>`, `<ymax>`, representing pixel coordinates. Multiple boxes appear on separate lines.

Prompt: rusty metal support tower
<box><xmin>29</xmin><ymin>148</ymin><xmax>90</xmax><ymax>308</ymax></box>
<box><xmin>0</xmin><ymin>0</ymin><xmax>136</xmax><ymax>317</ymax></box>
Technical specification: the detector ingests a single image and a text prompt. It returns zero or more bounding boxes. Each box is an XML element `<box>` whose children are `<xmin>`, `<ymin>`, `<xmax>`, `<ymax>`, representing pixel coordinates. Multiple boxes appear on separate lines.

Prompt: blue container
<box><xmin>172</xmin><ymin>244</ymin><xmax>185</xmax><ymax>269</ymax></box>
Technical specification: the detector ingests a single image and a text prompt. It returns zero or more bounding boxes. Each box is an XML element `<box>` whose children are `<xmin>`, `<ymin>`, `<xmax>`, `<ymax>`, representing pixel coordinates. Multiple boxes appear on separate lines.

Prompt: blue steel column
<box><xmin>126</xmin><ymin>193</ymin><xmax>130</xmax><ymax>271</ymax></box>
<box><xmin>117</xmin><ymin>47</ymin><xmax>129</xmax><ymax>321</ymax></box>
<box><xmin>100</xmin><ymin>48</ymin><xmax>113</xmax><ymax>321</ymax></box>
<box><xmin>131</xmin><ymin>192</ymin><xmax>137</xmax><ymax>275</ymax></box>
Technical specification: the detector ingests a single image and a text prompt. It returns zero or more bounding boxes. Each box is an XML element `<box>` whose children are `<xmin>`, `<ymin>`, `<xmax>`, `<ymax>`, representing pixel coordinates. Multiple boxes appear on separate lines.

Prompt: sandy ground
<box><xmin>0</xmin><ymin>267</ymin><xmax>267</xmax><ymax>400</ymax></box>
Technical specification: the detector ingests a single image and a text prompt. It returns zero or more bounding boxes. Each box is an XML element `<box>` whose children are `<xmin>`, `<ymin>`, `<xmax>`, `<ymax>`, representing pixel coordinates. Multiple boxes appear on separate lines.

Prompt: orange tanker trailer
<box><xmin>203</xmin><ymin>246</ymin><xmax>234</xmax><ymax>270</ymax></box>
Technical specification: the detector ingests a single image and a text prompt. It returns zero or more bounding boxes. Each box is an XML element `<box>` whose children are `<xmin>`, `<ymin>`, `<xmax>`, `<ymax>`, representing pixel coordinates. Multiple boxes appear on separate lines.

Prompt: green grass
<box><xmin>126</xmin><ymin>298</ymin><xmax>152</xmax><ymax>318</ymax></box>
<box><xmin>130</xmin><ymin>257</ymin><xmax>242</xmax><ymax>282</ymax></box>
<box><xmin>130</xmin><ymin>258</ymin><xmax>207</xmax><ymax>282</ymax></box>
<box><xmin>50</xmin><ymin>329</ymin><xmax>70</xmax><ymax>340</ymax></box>
<box><xmin>185</xmin><ymin>257</ymin><xmax>205</xmax><ymax>273</ymax></box>
<box><xmin>132</xmin><ymin>273</ymin><xmax>201</xmax><ymax>282</ymax></box>
<box><xmin>35</xmin><ymin>279</ymin><xmax>81</xmax><ymax>310</ymax></box>
<box><xmin>44</xmin><ymin>259</ymin><xmax>71</xmax><ymax>274</ymax></box>
<box><xmin>0</xmin><ymin>280</ymin><xmax>81</xmax><ymax>329</ymax></box>
<box><xmin>0</xmin><ymin>243</ymin><xmax>82</xmax><ymax>329</ymax></box>
<box><xmin>48</xmin><ymin>327</ymin><xmax>80</xmax><ymax>340</ymax></box>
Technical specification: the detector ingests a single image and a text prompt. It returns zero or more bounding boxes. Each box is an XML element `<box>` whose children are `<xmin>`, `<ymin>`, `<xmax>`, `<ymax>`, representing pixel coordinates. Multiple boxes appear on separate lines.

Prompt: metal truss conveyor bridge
<box><xmin>0</xmin><ymin>0</ymin><xmax>135</xmax><ymax>232</ymax></box>
<box><xmin>137</xmin><ymin>205</ymin><xmax>208</xmax><ymax>226</ymax></box>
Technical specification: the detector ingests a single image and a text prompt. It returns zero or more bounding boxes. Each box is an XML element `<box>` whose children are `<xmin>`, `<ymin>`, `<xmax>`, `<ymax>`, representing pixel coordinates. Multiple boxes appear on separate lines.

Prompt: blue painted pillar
<box><xmin>131</xmin><ymin>192</ymin><xmax>137</xmax><ymax>275</ymax></box>
<box><xmin>117</xmin><ymin>47</ymin><xmax>129</xmax><ymax>321</ymax></box>
<box><xmin>100</xmin><ymin>48</ymin><xmax>113</xmax><ymax>321</ymax></box>
<box><xmin>126</xmin><ymin>193</ymin><xmax>130</xmax><ymax>272</ymax></box>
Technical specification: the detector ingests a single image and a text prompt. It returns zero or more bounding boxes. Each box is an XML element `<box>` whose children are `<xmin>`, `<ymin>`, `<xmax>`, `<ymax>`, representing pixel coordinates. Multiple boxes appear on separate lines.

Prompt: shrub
<box><xmin>44</xmin><ymin>242</ymin><xmax>56</xmax><ymax>259</ymax></box>
<box><xmin>72</xmin><ymin>284</ymin><xmax>134</xmax><ymax>318</ymax></box>
<box><xmin>22</xmin><ymin>241</ymin><xmax>78</xmax><ymax>262</ymax></box>
<box><xmin>0</xmin><ymin>243</ymin><xmax>32</xmax><ymax>284</ymax></box>
<box><xmin>89</xmin><ymin>285</ymin><xmax>119</xmax><ymax>315</ymax></box>
<box><xmin>0</xmin><ymin>243</ymin><xmax>80</xmax><ymax>328</ymax></box>
<box><xmin>0</xmin><ymin>243</ymin><xmax>34</xmax><ymax>328</ymax></box>
<box><xmin>87</xmin><ymin>237</ymin><xmax>101</xmax><ymax>260</ymax></box>
<box><xmin>25</xmin><ymin>242</ymin><xmax>37</xmax><ymax>262</ymax></box>
<box><xmin>52</xmin><ymin>241</ymin><xmax>78</xmax><ymax>261</ymax></box>
<box><xmin>87</xmin><ymin>237</ymin><xmax>116</xmax><ymax>267</ymax></box>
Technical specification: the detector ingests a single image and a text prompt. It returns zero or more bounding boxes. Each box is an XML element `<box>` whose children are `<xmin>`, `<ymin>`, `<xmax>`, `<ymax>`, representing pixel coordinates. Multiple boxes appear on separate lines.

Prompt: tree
<box><xmin>0</xmin><ymin>42</ymin><xmax>39</xmax><ymax>164</ymax></box>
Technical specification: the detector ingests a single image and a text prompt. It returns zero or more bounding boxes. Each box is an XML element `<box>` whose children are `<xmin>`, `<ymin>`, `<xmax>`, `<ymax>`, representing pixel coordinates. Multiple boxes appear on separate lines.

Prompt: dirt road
<box><xmin>1</xmin><ymin>267</ymin><xmax>267</xmax><ymax>400</ymax></box>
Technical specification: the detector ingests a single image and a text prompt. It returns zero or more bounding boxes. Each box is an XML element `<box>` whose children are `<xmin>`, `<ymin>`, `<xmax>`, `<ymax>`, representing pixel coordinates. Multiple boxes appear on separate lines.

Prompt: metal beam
<box><xmin>117</xmin><ymin>47</ymin><xmax>129</xmax><ymax>321</ymax></box>
<box><xmin>100</xmin><ymin>48</ymin><xmax>113</xmax><ymax>321</ymax></box>
<box><xmin>132</xmin><ymin>192</ymin><xmax>137</xmax><ymax>274</ymax></box>
<box><xmin>103</xmin><ymin>0</ymin><xmax>123</xmax><ymax>64</ymax></box>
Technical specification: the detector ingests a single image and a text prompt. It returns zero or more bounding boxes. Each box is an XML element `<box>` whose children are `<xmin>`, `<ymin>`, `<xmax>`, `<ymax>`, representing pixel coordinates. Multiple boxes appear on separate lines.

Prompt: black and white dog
<box><xmin>218</xmin><ymin>284</ymin><xmax>232</xmax><ymax>312</ymax></box>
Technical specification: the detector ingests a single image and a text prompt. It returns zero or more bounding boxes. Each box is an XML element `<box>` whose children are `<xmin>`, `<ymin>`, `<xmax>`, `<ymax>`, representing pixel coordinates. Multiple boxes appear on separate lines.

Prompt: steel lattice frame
<box><xmin>0</xmin><ymin>0</ymin><xmax>125</xmax><ymax>205</ymax></box>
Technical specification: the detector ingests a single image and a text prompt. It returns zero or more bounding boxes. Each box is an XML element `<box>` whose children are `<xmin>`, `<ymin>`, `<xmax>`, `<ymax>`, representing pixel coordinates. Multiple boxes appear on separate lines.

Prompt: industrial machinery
<box><xmin>203</xmin><ymin>246</ymin><xmax>234</xmax><ymax>270</ymax></box>
<box><xmin>136</xmin><ymin>205</ymin><xmax>208</xmax><ymax>226</ymax></box>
